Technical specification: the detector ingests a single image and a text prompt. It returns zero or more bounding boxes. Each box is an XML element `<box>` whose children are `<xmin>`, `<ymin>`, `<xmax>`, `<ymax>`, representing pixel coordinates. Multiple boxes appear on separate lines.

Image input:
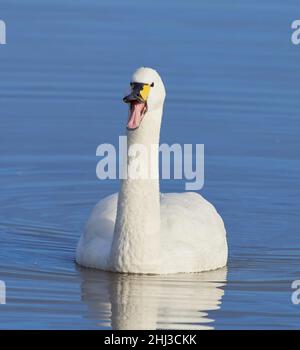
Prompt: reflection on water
<box><xmin>79</xmin><ymin>267</ymin><xmax>227</xmax><ymax>330</ymax></box>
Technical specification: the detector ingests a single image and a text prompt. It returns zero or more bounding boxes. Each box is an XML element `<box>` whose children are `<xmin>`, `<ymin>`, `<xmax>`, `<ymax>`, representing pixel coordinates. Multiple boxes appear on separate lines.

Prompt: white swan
<box><xmin>76</xmin><ymin>67</ymin><xmax>228</xmax><ymax>274</ymax></box>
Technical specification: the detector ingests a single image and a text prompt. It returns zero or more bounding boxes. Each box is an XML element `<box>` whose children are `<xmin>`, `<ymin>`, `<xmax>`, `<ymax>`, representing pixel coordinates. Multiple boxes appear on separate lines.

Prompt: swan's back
<box><xmin>160</xmin><ymin>192</ymin><xmax>227</xmax><ymax>273</ymax></box>
<box><xmin>76</xmin><ymin>193</ymin><xmax>118</xmax><ymax>269</ymax></box>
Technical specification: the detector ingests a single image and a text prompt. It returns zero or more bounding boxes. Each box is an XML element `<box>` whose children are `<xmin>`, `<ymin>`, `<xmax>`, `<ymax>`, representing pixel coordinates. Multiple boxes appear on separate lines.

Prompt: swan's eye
<box><xmin>151</xmin><ymin>82</ymin><xmax>154</xmax><ymax>87</ymax></box>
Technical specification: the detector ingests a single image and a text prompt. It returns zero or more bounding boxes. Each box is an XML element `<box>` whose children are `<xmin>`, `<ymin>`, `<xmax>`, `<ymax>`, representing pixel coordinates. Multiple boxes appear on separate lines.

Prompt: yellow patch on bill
<box><xmin>140</xmin><ymin>84</ymin><xmax>151</xmax><ymax>101</ymax></box>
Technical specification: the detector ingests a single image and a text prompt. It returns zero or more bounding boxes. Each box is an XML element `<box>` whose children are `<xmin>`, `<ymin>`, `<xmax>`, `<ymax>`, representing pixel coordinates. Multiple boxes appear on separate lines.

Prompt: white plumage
<box><xmin>76</xmin><ymin>191</ymin><xmax>227</xmax><ymax>273</ymax></box>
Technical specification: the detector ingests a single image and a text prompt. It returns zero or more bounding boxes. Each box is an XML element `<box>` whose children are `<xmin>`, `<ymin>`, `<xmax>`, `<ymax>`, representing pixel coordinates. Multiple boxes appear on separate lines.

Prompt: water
<box><xmin>0</xmin><ymin>0</ymin><xmax>299</xmax><ymax>329</ymax></box>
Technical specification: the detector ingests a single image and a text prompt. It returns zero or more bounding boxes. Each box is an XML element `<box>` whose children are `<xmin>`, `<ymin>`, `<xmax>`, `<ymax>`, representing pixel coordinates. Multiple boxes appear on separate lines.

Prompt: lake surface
<box><xmin>0</xmin><ymin>0</ymin><xmax>300</xmax><ymax>329</ymax></box>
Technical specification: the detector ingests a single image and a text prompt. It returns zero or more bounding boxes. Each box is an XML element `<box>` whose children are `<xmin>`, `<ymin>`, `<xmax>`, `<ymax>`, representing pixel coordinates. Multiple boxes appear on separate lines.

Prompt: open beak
<box><xmin>123</xmin><ymin>83</ymin><xmax>150</xmax><ymax>130</ymax></box>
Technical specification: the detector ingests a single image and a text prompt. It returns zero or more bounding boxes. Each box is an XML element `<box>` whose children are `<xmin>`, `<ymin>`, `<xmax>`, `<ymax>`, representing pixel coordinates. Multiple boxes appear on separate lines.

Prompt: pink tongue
<box><xmin>127</xmin><ymin>102</ymin><xmax>145</xmax><ymax>129</ymax></box>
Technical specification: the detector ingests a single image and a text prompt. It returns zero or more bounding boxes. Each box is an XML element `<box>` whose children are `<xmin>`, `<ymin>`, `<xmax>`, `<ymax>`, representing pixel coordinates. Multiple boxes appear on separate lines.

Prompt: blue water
<box><xmin>0</xmin><ymin>0</ymin><xmax>300</xmax><ymax>329</ymax></box>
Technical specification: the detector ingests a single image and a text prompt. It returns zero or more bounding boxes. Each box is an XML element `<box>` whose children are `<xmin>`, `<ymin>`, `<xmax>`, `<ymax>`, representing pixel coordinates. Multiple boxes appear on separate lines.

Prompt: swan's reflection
<box><xmin>78</xmin><ymin>267</ymin><xmax>227</xmax><ymax>330</ymax></box>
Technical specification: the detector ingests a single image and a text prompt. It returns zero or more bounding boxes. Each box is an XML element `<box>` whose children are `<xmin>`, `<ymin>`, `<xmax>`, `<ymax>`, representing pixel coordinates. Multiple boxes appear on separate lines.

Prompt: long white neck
<box><xmin>109</xmin><ymin>108</ymin><xmax>163</xmax><ymax>273</ymax></box>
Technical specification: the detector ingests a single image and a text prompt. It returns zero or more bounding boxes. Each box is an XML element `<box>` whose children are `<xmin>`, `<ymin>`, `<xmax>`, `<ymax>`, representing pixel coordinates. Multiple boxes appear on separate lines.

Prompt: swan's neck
<box><xmin>109</xmin><ymin>108</ymin><xmax>162</xmax><ymax>273</ymax></box>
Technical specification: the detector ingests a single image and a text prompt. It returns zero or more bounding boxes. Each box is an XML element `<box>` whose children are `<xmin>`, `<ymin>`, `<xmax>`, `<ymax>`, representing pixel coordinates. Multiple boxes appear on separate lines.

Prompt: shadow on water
<box><xmin>77</xmin><ymin>266</ymin><xmax>227</xmax><ymax>330</ymax></box>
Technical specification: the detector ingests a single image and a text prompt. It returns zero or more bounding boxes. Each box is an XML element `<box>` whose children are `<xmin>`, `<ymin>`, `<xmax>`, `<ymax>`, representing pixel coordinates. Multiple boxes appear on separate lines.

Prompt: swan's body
<box><xmin>76</xmin><ymin>67</ymin><xmax>228</xmax><ymax>274</ymax></box>
<box><xmin>77</xmin><ymin>192</ymin><xmax>227</xmax><ymax>274</ymax></box>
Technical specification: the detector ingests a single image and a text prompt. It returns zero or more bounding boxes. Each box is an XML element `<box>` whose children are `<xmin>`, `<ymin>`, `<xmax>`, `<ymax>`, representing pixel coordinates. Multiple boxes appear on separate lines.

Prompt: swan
<box><xmin>76</xmin><ymin>67</ymin><xmax>228</xmax><ymax>274</ymax></box>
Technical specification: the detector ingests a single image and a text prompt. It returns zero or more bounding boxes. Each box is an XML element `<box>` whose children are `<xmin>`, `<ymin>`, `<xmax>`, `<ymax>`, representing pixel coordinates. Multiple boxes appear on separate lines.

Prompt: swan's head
<box><xmin>123</xmin><ymin>67</ymin><xmax>166</xmax><ymax>130</ymax></box>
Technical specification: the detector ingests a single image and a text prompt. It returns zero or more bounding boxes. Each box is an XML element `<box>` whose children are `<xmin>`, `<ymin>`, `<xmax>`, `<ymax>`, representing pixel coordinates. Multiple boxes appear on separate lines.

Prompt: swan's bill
<box><xmin>123</xmin><ymin>81</ymin><xmax>151</xmax><ymax>130</ymax></box>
